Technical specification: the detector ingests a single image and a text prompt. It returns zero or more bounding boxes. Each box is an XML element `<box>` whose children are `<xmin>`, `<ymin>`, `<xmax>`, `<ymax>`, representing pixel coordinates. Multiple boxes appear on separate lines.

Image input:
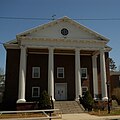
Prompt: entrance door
<box><xmin>55</xmin><ymin>83</ymin><xmax>67</xmax><ymax>100</ymax></box>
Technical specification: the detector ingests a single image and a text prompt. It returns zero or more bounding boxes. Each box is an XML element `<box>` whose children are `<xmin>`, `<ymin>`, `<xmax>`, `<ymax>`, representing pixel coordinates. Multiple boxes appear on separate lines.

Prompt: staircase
<box><xmin>54</xmin><ymin>101</ymin><xmax>84</xmax><ymax>114</ymax></box>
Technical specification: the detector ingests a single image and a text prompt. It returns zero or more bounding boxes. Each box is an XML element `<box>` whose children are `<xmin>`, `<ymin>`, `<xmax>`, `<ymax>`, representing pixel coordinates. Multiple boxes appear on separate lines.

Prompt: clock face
<box><xmin>61</xmin><ymin>28</ymin><xmax>69</xmax><ymax>36</ymax></box>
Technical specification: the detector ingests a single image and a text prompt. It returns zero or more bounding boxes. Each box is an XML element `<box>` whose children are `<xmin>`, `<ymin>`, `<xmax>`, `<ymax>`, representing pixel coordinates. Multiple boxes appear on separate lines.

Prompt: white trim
<box><xmin>4</xmin><ymin>44</ymin><xmax>19</xmax><ymax>49</ymax></box>
<box><xmin>32</xmin><ymin>87</ymin><xmax>40</xmax><ymax>98</ymax></box>
<box><xmin>57</xmin><ymin>67</ymin><xmax>64</xmax><ymax>78</ymax></box>
<box><xmin>32</xmin><ymin>67</ymin><xmax>40</xmax><ymax>78</ymax></box>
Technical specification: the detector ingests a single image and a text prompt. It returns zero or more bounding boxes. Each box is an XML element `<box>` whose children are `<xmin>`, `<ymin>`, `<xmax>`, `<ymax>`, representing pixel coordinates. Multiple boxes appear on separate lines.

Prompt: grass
<box><xmin>89</xmin><ymin>109</ymin><xmax>120</xmax><ymax>116</ymax></box>
<box><xmin>0</xmin><ymin>112</ymin><xmax>61</xmax><ymax>119</ymax></box>
<box><xmin>0</xmin><ymin>113</ymin><xmax>45</xmax><ymax>119</ymax></box>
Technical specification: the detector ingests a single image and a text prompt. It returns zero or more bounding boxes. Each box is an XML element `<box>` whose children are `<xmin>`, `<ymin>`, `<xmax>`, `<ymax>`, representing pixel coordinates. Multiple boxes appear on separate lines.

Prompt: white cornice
<box><xmin>4</xmin><ymin>44</ymin><xmax>19</xmax><ymax>49</ymax></box>
<box><xmin>19</xmin><ymin>36</ymin><xmax>107</xmax><ymax>44</ymax></box>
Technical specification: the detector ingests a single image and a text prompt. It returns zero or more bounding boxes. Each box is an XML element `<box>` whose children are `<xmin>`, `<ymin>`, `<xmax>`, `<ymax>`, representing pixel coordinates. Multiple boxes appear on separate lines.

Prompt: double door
<box><xmin>55</xmin><ymin>83</ymin><xmax>67</xmax><ymax>100</ymax></box>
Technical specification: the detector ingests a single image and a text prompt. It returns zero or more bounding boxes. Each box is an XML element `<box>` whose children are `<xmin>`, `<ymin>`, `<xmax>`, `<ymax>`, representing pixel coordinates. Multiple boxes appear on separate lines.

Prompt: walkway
<box><xmin>62</xmin><ymin>113</ymin><xmax>120</xmax><ymax>120</ymax></box>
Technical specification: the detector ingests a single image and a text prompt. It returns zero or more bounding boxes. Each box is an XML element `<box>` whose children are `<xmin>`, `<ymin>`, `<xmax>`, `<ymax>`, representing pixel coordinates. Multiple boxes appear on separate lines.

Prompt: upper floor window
<box><xmin>32</xmin><ymin>67</ymin><xmax>40</xmax><ymax>78</ymax></box>
<box><xmin>57</xmin><ymin>67</ymin><xmax>64</xmax><ymax>78</ymax></box>
<box><xmin>81</xmin><ymin>68</ymin><xmax>87</xmax><ymax>79</ymax></box>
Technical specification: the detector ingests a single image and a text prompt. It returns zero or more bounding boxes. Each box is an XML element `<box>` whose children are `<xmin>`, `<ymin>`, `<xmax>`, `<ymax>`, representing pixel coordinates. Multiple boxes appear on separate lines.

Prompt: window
<box><xmin>32</xmin><ymin>87</ymin><xmax>40</xmax><ymax>97</ymax></box>
<box><xmin>57</xmin><ymin>67</ymin><xmax>64</xmax><ymax>78</ymax></box>
<box><xmin>61</xmin><ymin>28</ymin><xmax>69</xmax><ymax>36</ymax></box>
<box><xmin>81</xmin><ymin>68</ymin><xmax>87</xmax><ymax>79</ymax></box>
<box><xmin>82</xmin><ymin>86</ymin><xmax>88</xmax><ymax>96</ymax></box>
<box><xmin>32</xmin><ymin>67</ymin><xmax>40</xmax><ymax>78</ymax></box>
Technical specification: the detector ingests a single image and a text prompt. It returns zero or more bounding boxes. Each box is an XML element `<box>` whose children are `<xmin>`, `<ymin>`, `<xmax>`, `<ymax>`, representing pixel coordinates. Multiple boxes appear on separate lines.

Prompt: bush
<box><xmin>38</xmin><ymin>90</ymin><xmax>51</xmax><ymax>109</ymax></box>
<box><xmin>112</xmin><ymin>88</ymin><xmax>120</xmax><ymax>105</ymax></box>
<box><xmin>82</xmin><ymin>91</ymin><xmax>94</xmax><ymax>111</ymax></box>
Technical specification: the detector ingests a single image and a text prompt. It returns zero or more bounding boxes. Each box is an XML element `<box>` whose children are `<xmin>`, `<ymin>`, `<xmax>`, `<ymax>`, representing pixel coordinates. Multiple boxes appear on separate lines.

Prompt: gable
<box><xmin>17</xmin><ymin>17</ymin><xmax>109</xmax><ymax>42</ymax></box>
<box><xmin>27</xmin><ymin>22</ymin><xmax>97</xmax><ymax>40</ymax></box>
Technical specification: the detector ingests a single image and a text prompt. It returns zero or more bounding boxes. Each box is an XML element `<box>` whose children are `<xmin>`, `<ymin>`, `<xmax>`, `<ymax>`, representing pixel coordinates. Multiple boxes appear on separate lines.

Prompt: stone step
<box><xmin>54</xmin><ymin>101</ymin><xmax>84</xmax><ymax>114</ymax></box>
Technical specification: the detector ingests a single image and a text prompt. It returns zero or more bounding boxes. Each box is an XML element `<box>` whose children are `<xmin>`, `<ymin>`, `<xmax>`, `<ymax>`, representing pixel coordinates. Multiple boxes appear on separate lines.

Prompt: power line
<box><xmin>0</xmin><ymin>16</ymin><xmax>120</xmax><ymax>21</ymax></box>
<box><xmin>0</xmin><ymin>17</ymin><xmax>52</xmax><ymax>20</ymax></box>
<box><xmin>74</xmin><ymin>18</ymin><xmax>120</xmax><ymax>21</ymax></box>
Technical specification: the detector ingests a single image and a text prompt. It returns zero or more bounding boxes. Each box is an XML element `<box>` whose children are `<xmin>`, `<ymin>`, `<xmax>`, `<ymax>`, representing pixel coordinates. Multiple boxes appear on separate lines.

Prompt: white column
<box><xmin>100</xmin><ymin>50</ymin><xmax>108</xmax><ymax>100</ymax></box>
<box><xmin>75</xmin><ymin>48</ymin><xmax>82</xmax><ymax>100</ymax></box>
<box><xmin>48</xmin><ymin>47</ymin><xmax>55</xmax><ymax>101</ymax></box>
<box><xmin>92</xmin><ymin>55</ymin><xmax>98</xmax><ymax>100</ymax></box>
<box><xmin>17</xmin><ymin>46</ymin><xmax>26</xmax><ymax>103</ymax></box>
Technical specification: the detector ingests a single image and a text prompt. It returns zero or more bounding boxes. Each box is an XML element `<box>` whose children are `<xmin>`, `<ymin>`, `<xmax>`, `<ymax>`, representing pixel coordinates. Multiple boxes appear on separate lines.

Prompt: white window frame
<box><xmin>82</xmin><ymin>86</ymin><xmax>88</xmax><ymax>96</ymax></box>
<box><xmin>32</xmin><ymin>67</ymin><xmax>40</xmax><ymax>78</ymax></box>
<box><xmin>81</xmin><ymin>68</ymin><xmax>87</xmax><ymax>79</ymax></box>
<box><xmin>32</xmin><ymin>87</ymin><xmax>40</xmax><ymax>98</ymax></box>
<box><xmin>57</xmin><ymin>67</ymin><xmax>64</xmax><ymax>78</ymax></box>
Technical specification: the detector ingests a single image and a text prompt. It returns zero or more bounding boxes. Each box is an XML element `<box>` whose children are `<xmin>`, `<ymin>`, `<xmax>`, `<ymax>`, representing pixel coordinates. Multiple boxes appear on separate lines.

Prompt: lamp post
<box><xmin>106</xmin><ymin>81</ymin><xmax>110</xmax><ymax>114</ymax></box>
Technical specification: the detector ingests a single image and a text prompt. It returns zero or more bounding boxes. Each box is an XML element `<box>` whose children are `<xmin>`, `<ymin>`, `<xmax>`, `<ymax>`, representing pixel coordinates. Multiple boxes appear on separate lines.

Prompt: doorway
<box><xmin>55</xmin><ymin>83</ymin><xmax>67</xmax><ymax>100</ymax></box>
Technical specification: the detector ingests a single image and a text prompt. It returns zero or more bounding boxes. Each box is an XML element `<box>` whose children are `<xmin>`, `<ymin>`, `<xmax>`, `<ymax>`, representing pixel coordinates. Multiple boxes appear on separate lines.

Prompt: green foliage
<box><xmin>82</xmin><ymin>91</ymin><xmax>94</xmax><ymax>111</ymax></box>
<box><xmin>39</xmin><ymin>90</ymin><xmax>51</xmax><ymax>109</ymax></box>
<box><xmin>83</xmin><ymin>91</ymin><xmax>94</xmax><ymax>106</ymax></box>
<box><xmin>109</xmin><ymin>58</ymin><xmax>117</xmax><ymax>71</ymax></box>
<box><xmin>112</xmin><ymin>88</ymin><xmax>120</xmax><ymax>105</ymax></box>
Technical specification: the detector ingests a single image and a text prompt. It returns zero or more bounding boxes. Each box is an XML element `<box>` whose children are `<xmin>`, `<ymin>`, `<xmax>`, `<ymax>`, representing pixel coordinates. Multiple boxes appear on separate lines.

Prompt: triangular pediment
<box><xmin>17</xmin><ymin>16</ymin><xmax>109</xmax><ymax>42</ymax></box>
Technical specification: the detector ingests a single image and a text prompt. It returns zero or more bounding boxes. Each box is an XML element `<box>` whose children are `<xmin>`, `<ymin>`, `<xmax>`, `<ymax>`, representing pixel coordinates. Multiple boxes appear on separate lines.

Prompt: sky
<box><xmin>0</xmin><ymin>0</ymin><xmax>120</xmax><ymax>72</ymax></box>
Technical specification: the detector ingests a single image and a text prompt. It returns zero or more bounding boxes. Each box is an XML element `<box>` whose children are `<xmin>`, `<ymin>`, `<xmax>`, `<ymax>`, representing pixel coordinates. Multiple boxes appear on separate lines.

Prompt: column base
<box><xmin>75</xmin><ymin>97</ymin><xmax>80</xmax><ymax>101</ymax></box>
<box><xmin>93</xmin><ymin>97</ymin><xmax>98</xmax><ymax>100</ymax></box>
<box><xmin>102</xmin><ymin>97</ymin><xmax>108</xmax><ymax>101</ymax></box>
<box><xmin>17</xmin><ymin>99</ymin><xmax>26</xmax><ymax>103</ymax></box>
<box><xmin>52</xmin><ymin>98</ymin><xmax>55</xmax><ymax>102</ymax></box>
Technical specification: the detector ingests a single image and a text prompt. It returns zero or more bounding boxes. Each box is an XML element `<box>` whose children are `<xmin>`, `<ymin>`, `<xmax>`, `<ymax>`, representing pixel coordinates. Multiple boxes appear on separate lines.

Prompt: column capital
<box><xmin>100</xmin><ymin>48</ymin><xmax>105</xmax><ymax>53</ymax></box>
<box><xmin>75</xmin><ymin>48</ymin><xmax>81</xmax><ymax>52</ymax></box>
<box><xmin>20</xmin><ymin>45</ymin><xmax>26</xmax><ymax>49</ymax></box>
<box><xmin>48</xmin><ymin>47</ymin><xmax>54</xmax><ymax>51</ymax></box>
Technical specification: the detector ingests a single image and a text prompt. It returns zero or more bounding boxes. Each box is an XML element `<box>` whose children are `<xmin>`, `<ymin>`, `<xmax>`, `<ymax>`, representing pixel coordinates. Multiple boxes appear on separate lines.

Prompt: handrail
<box><xmin>0</xmin><ymin>109</ymin><xmax>62</xmax><ymax>120</ymax></box>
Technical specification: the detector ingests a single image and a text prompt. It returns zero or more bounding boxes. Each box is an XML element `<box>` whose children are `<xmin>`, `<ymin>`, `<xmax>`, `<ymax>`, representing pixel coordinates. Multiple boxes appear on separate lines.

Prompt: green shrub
<box><xmin>38</xmin><ymin>90</ymin><xmax>51</xmax><ymax>109</ymax></box>
<box><xmin>112</xmin><ymin>88</ymin><xmax>120</xmax><ymax>105</ymax></box>
<box><xmin>82</xmin><ymin>91</ymin><xmax>94</xmax><ymax>111</ymax></box>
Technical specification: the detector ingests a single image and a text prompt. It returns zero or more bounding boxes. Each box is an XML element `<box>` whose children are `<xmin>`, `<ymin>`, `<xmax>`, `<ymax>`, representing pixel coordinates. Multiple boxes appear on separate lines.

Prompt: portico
<box><xmin>17</xmin><ymin>45</ymin><xmax>109</xmax><ymax>102</ymax></box>
<box><xmin>4</xmin><ymin>17</ymin><xmax>111</xmax><ymax>109</ymax></box>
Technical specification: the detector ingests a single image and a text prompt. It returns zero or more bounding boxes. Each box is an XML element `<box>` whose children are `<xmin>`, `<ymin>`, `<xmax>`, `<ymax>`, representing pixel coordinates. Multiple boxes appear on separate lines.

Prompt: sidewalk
<box><xmin>62</xmin><ymin>113</ymin><xmax>120</xmax><ymax>120</ymax></box>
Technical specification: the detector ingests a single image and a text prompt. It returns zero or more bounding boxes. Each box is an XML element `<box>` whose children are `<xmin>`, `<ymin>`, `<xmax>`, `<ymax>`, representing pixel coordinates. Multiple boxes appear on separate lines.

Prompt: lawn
<box><xmin>89</xmin><ymin>109</ymin><xmax>120</xmax><ymax>116</ymax></box>
<box><xmin>0</xmin><ymin>113</ymin><xmax>45</xmax><ymax>119</ymax></box>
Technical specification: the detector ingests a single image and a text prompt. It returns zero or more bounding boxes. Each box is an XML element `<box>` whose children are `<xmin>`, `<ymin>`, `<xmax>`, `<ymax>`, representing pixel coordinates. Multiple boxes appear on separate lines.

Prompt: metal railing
<box><xmin>0</xmin><ymin>109</ymin><xmax>62</xmax><ymax>120</ymax></box>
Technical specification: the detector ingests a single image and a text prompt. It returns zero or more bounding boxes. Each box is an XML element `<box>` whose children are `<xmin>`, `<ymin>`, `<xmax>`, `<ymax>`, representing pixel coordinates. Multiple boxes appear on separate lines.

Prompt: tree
<box><xmin>38</xmin><ymin>90</ymin><xmax>51</xmax><ymax>109</ymax></box>
<box><xmin>0</xmin><ymin>68</ymin><xmax>5</xmax><ymax>85</ymax></box>
<box><xmin>82</xmin><ymin>91</ymin><xmax>94</xmax><ymax>111</ymax></box>
<box><xmin>109</xmin><ymin>58</ymin><xmax>117</xmax><ymax>71</ymax></box>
